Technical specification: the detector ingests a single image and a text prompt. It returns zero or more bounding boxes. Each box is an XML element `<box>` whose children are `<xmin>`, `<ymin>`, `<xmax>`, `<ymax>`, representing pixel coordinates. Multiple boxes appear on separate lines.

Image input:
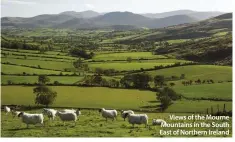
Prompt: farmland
<box><xmin>1</xmin><ymin>12</ymin><xmax>233</xmax><ymax>137</ymax></box>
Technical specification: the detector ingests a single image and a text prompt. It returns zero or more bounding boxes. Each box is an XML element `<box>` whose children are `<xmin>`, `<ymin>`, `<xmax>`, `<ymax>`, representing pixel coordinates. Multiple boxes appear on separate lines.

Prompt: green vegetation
<box><xmin>93</xmin><ymin>52</ymin><xmax>167</xmax><ymax>60</ymax></box>
<box><xmin>1</xmin><ymin>110</ymin><xmax>232</xmax><ymax>137</ymax></box>
<box><xmin>174</xmin><ymin>82</ymin><xmax>232</xmax><ymax>99</ymax></box>
<box><xmin>1</xmin><ymin>86</ymin><xmax>157</xmax><ymax>110</ymax></box>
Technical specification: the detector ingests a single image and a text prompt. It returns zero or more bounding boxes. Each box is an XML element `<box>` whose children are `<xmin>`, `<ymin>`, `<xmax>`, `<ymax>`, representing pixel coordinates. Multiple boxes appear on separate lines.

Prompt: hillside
<box><xmin>142</xmin><ymin>10</ymin><xmax>224</xmax><ymax>20</ymax></box>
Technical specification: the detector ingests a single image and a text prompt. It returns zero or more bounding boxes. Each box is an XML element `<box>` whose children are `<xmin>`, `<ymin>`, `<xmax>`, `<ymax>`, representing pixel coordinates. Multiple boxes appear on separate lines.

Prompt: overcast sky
<box><xmin>1</xmin><ymin>0</ymin><xmax>233</xmax><ymax>17</ymax></box>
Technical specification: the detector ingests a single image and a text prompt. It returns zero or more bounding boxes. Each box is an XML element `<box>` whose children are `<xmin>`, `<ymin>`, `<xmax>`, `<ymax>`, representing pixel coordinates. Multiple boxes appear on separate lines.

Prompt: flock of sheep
<box><xmin>3</xmin><ymin>106</ymin><xmax>166</xmax><ymax>128</ymax></box>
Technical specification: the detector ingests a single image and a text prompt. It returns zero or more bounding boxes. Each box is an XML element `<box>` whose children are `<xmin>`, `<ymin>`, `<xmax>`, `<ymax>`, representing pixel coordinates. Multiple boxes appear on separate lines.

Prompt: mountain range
<box><xmin>1</xmin><ymin>10</ymin><xmax>225</xmax><ymax>29</ymax></box>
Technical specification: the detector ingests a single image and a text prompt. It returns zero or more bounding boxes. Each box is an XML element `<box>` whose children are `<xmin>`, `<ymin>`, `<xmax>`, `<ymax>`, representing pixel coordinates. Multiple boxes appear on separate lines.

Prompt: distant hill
<box><xmin>142</xmin><ymin>10</ymin><xmax>224</xmax><ymax>21</ymax></box>
<box><xmin>59</xmin><ymin>10</ymin><xmax>100</xmax><ymax>18</ymax></box>
<box><xmin>1</xmin><ymin>10</ymin><xmax>226</xmax><ymax>29</ymax></box>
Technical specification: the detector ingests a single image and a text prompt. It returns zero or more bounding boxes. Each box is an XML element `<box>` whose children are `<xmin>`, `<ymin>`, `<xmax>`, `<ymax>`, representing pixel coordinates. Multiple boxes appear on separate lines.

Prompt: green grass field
<box><xmin>173</xmin><ymin>82</ymin><xmax>232</xmax><ymax>99</ymax></box>
<box><xmin>93</xmin><ymin>52</ymin><xmax>167</xmax><ymax>60</ymax></box>
<box><xmin>147</xmin><ymin>65</ymin><xmax>232</xmax><ymax>82</ymax></box>
<box><xmin>89</xmin><ymin>59</ymin><xmax>188</xmax><ymax>71</ymax></box>
<box><xmin>1</xmin><ymin>64</ymin><xmax>74</xmax><ymax>75</ymax></box>
<box><xmin>1</xmin><ymin>109</ymin><xmax>232</xmax><ymax>137</ymax></box>
<box><xmin>1</xmin><ymin>58</ymin><xmax>75</xmax><ymax>71</ymax></box>
<box><xmin>166</xmin><ymin>100</ymin><xmax>232</xmax><ymax>113</ymax></box>
<box><xmin>1</xmin><ymin>86</ymin><xmax>157</xmax><ymax>110</ymax></box>
<box><xmin>1</xmin><ymin>75</ymin><xmax>83</xmax><ymax>84</ymax></box>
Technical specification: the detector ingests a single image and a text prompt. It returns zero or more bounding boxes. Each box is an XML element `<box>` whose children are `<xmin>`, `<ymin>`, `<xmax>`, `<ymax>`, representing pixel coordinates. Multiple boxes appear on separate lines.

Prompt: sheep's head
<box><xmin>123</xmin><ymin>112</ymin><xmax>130</xmax><ymax>119</ymax></box>
<box><xmin>18</xmin><ymin>112</ymin><xmax>24</xmax><ymax>117</ymax></box>
<box><xmin>76</xmin><ymin>109</ymin><xmax>81</xmax><ymax>115</ymax></box>
<box><xmin>98</xmin><ymin>108</ymin><xmax>104</xmax><ymax>113</ymax></box>
<box><xmin>120</xmin><ymin>110</ymin><xmax>124</xmax><ymax>113</ymax></box>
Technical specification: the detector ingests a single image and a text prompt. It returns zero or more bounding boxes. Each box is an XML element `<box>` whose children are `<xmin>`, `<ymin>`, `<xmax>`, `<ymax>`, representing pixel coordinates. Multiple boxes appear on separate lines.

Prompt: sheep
<box><xmin>121</xmin><ymin>110</ymin><xmax>134</xmax><ymax>121</ymax></box>
<box><xmin>152</xmin><ymin>119</ymin><xmax>167</xmax><ymax>126</ymax></box>
<box><xmin>42</xmin><ymin>108</ymin><xmax>57</xmax><ymax>120</ymax></box>
<box><xmin>11</xmin><ymin>110</ymin><xmax>21</xmax><ymax>118</ymax></box>
<box><xmin>99</xmin><ymin>108</ymin><xmax>117</xmax><ymax>121</ymax></box>
<box><xmin>56</xmin><ymin>111</ymin><xmax>78</xmax><ymax>126</ymax></box>
<box><xmin>18</xmin><ymin>112</ymin><xmax>44</xmax><ymax>128</ymax></box>
<box><xmin>61</xmin><ymin>108</ymin><xmax>81</xmax><ymax>117</ymax></box>
<box><xmin>124</xmin><ymin>113</ymin><xmax>148</xmax><ymax>128</ymax></box>
<box><xmin>4</xmin><ymin>106</ymin><xmax>11</xmax><ymax>115</ymax></box>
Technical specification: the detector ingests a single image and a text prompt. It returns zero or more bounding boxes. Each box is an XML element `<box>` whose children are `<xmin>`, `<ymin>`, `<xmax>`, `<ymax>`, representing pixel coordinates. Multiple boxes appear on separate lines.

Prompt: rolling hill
<box><xmin>1</xmin><ymin>10</ymin><xmax>224</xmax><ymax>29</ymax></box>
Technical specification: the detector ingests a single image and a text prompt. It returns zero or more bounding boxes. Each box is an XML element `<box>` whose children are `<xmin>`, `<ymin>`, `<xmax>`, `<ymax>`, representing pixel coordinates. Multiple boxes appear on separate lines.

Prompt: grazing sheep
<box><xmin>18</xmin><ymin>112</ymin><xmax>44</xmax><ymax>128</ymax></box>
<box><xmin>56</xmin><ymin>111</ymin><xmax>77</xmax><ymax>126</ymax></box>
<box><xmin>152</xmin><ymin>119</ymin><xmax>167</xmax><ymax>126</ymax></box>
<box><xmin>61</xmin><ymin>108</ymin><xmax>81</xmax><ymax>116</ymax></box>
<box><xmin>99</xmin><ymin>108</ymin><xmax>117</xmax><ymax>121</ymax></box>
<box><xmin>124</xmin><ymin>113</ymin><xmax>148</xmax><ymax>128</ymax></box>
<box><xmin>11</xmin><ymin>110</ymin><xmax>21</xmax><ymax>118</ymax></box>
<box><xmin>4</xmin><ymin>106</ymin><xmax>11</xmax><ymax>115</ymax></box>
<box><xmin>121</xmin><ymin>110</ymin><xmax>134</xmax><ymax>121</ymax></box>
<box><xmin>42</xmin><ymin>108</ymin><xmax>57</xmax><ymax>120</ymax></box>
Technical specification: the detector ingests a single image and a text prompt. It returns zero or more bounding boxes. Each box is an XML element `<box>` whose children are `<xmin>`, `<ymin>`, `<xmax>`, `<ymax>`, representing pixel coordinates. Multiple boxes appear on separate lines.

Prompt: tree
<box><xmin>126</xmin><ymin>57</ymin><xmax>132</xmax><ymax>63</ymax></box>
<box><xmin>33</xmin><ymin>85</ymin><xmax>57</xmax><ymax>107</ymax></box>
<box><xmin>33</xmin><ymin>76</ymin><xmax>57</xmax><ymax>107</ymax></box>
<box><xmin>159</xmin><ymin>95</ymin><xmax>172</xmax><ymax>111</ymax></box>
<box><xmin>154</xmin><ymin>75</ymin><xmax>165</xmax><ymax>88</ymax></box>
<box><xmin>169</xmin><ymin>82</ymin><xmax>175</xmax><ymax>87</ymax></box>
<box><xmin>180</xmin><ymin>74</ymin><xmax>185</xmax><ymax>79</ymax></box>
<box><xmin>38</xmin><ymin>75</ymin><xmax>50</xmax><ymax>84</ymax></box>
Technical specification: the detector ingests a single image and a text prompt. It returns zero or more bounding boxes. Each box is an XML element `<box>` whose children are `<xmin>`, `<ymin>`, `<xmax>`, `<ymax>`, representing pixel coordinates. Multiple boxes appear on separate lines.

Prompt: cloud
<box><xmin>85</xmin><ymin>3</ymin><xmax>95</xmax><ymax>9</ymax></box>
<box><xmin>1</xmin><ymin>0</ymin><xmax>37</xmax><ymax>5</ymax></box>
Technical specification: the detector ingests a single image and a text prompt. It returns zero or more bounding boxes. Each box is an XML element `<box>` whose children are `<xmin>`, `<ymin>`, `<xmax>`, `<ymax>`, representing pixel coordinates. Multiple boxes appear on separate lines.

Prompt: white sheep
<box><xmin>99</xmin><ymin>108</ymin><xmax>117</xmax><ymax>121</ymax></box>
<box><xmin>11</xmin><ymin>110</ymin><xmax>21</xmax><ymax>118</ymax></box>
<box><xmin>18</xmin><ymin>112</ymin><xmax>44</xmax><ymax>128</ymax></box>
<box><xmin>42</xmin><ymin>108</ymin><xmax>57</xmax><ymax>120</ymax></box>
<box><xmin>121</xmin><ymin>110</ymin><xmax>134</xmax><ymax>121</ymax></box>
<box><xmin>61</xmin><ymin>108</ymin><xmax>81</xmax><ymax>117</ymax></box>
<box><xmin>152</xmin><ymin>119</ymin><xmax>167</xmax><ymax>126</ymax></box>
<box><xmin>124</xmin><ymin>113</ymin><xmax>148</xmax><ymax>128</ymax></box>
<box><xmin>4</xmin><ymin>106</ymin><xmax>11</xmax><ymax>115</ymax></box>
<box><xmin>56</xmin><ymin>111</ymin><xmax>78</xmax><ymax>126</ymax></box>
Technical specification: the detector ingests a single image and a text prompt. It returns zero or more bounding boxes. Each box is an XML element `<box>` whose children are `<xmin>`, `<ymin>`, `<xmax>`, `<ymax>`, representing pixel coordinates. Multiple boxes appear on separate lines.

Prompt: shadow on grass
<box><xmin>148</xmin><ymin>101</ymin><xmax>161</xmax><ymax>103</ymax></box>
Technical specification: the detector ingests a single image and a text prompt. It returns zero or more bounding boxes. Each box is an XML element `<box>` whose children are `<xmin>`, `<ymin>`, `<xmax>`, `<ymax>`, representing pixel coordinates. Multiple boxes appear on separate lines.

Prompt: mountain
<box><xmin>142</xmin><ymin>10</ymin><xmax>224</xmax><ymax>21</ymax></box>
<box><xmin>59</xmin><ymin>10</ymin><xmax>100</xmax><ymax>18</ymax></box>
<box><xmin>142</xmin><ymin>10</ymin><xmax>195</xmax><ymax>18</ymax></box>
<box><xmin>1</xmin><ymin>10</ymin><xmax>225</xmax><ymax>29</ymax></box>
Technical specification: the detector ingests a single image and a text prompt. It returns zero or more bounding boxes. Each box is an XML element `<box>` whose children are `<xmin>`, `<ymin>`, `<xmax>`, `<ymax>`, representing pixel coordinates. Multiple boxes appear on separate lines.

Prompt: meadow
<box><xmin>92</xmin><ymin>52</ymin><xmax>167</xmax><ymax>60</ymax></box>
<box><xmin>173</xmin><ymin>82</ymin><xmax>232</xmax><ymax>100</ymax></box>
<box><xmin>1</xmin><ymin>64</ymin><xmax>74</xmax><ymax>75</ymax></box>
<box><xmin>147</xmin><ymin>65</ymin><xmax>232</xmax><ymax>82</ymax></box>
<box><xmin>1</xmin><ymin>86</ymin><xmax>157</xmax><ymax>110</ymax></box>
<box><xmin>1</xmin><ymin>109</ymin><xmax>232</xmax><ymax>137</ymax></box>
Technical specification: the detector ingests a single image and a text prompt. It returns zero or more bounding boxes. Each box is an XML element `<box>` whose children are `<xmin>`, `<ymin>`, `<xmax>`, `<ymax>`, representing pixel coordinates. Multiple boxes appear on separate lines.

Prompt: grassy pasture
<box><xmin>166</xmin><ymin>100</ymin><xmax>232</xmax><ymax>113</ymax></box>
<box><xmin>147</xmin><ymin>65</ymin><xmax>232</xmax><ymax>82</ymax></box>
<box><xmin>1</xmin><ymin>58</ymin><xmax>75</xmax><ymax>71</ymax></box>
<box><xmin>93</xmin><ymin>52</ymin><xmax>167</xmax><ymax>60</ymax></box>
<box><xmin>1</xmin><ymin>109</ymin><xmax>232</xmax><ymax>137</ymax></box>
<box><xmin>1</xmin><ymin>86</ymin><xmax>157</xmax><ymax>110</ymax></box>
<box><xmin>1</xmin><ymin>55</ymin><xmax>73</xmax><ymax>63</ymax></box>
<box><xmin>173</xmin><ymin>82</ymin><xmax>232</xmax><ymax>100</ymax></box>
<box><xmin>1</xmin><ymin>75</ymin><xmax>83</xmax><ymax>84</ymax></box>
<box><xmin>1</xmin><ymin>64</ymin><xmax>73</xmax><ymax>75</ymax></box>
<box><xmin>1</xmin><ymin>50</ymin><xmax>77</xmax><ymax>60</ymax></box>
<box><xmin>89</xmin><ymin>59</ymin><xmax>188</xmax><ymax>71</ymax></box>
<box><xmin>1</xmin><ymin>48</ymin><xmax>67</xmax><ymax>56</ymax></box>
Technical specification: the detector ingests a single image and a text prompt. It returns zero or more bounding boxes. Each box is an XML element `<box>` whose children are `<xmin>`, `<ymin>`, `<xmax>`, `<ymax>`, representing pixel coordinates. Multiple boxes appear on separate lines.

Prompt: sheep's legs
<box><xmin>27</xmin><ymin>124</ymin><xmax>29</xmax><ymax>128</ymax></box>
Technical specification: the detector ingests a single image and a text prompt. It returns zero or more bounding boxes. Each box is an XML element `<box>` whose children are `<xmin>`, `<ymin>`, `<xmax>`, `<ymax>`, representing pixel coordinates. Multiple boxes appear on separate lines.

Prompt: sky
<box><xmin>1</xmin><ymin>0</ymin><xmax>233</xmax><ymax>17</ymax></box>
